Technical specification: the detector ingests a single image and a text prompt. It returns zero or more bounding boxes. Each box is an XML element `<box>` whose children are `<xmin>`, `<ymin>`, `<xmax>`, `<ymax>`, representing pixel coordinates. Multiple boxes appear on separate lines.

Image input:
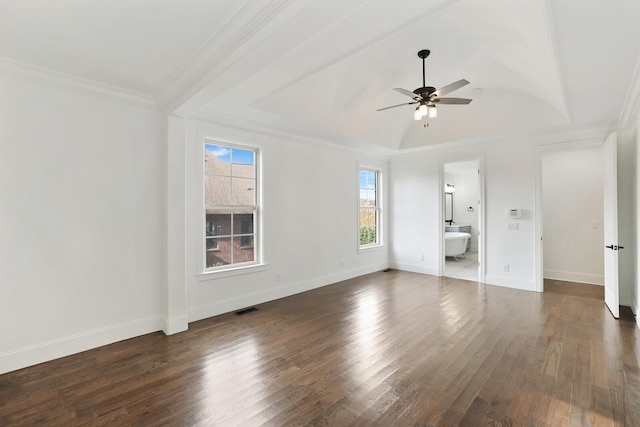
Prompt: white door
<box><xmin>603</xmin><ymin>132</ymin><xmax>619</xmax><ymax>318</ymax></box>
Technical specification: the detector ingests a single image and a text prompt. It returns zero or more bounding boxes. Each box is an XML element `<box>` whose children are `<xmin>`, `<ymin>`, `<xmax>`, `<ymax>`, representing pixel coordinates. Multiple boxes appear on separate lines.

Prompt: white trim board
<box><xmin>543</xmin><ymin>270</ymin><xmax>604</xmax><ymax>286</ymax></box>
<box><xmin>389</xmin><ymin>262</ymin><xmax>439</xmax><ymax>277</ymax></box>
<box><xmin>484</xmin><ymin>275</ymin><xmax>536</xmax><ymax>292</ymax></box>
<box><xmin>0</xmin><ymin>317</ymin><xmax>164</xmax><ymax>375</ymax></box>
<box><xmin>0</xmin><ymin>57</ymin><xmax>158</xmax><ymax>110</ymax></box>
<box><xmin>189</xmin><ymin>263</ymin><xmax>387</xmax><ymax>323</ymax></box>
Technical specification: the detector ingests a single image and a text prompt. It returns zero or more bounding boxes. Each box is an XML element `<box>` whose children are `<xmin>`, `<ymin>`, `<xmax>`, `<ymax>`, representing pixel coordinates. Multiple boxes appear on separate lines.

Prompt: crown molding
<box><xmin>390</xmin><ymin>126</ymin><xmax>610</xmax><ymax>160</ymax></box>
<box><xmin>618</xmin><ymin>53</ymin><xmax>640</xmax><ymax>129</ymax></box>
<box><xmin>193</xmin><ymin>110</ymin><xmax>612</xmax><ymax>163</ymax></box>
<box><xmin>190</xmin><ymin>110</ymin><xmax>393</xmax><ymax>161</ymax></box>
<box><xmin>0</xmin><ymin>57</ymin><xmax>158</xmax><ymax>110</ymax></box>
<box><xmin>157</xmin><ymin>0</ymin><xmax>296</xmax><ymax>115</ymax></box>
<box><xmin>542</xmin><ymin>0</ymin><xmax>572</xmax><ymax>123</ymax></box>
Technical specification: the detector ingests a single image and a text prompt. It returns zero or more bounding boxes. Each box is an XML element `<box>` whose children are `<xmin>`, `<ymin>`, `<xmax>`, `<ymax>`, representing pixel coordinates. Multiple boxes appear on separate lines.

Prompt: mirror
<box><xmin>445</xmin><ymin>192</ymin><xmax>453</xmax><ymax>225</ymax></box>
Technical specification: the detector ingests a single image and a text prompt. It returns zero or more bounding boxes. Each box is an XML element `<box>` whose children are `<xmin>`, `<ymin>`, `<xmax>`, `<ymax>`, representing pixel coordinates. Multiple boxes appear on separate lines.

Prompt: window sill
<box><xmin>197</xmin><ymin>263</ymin><xmax>269</xmax><ymax>282</ymax></box>
<box><xmin>358</xmin><ymin>244</ymin><xmax>385</xmax><ymax>254</ymax></box>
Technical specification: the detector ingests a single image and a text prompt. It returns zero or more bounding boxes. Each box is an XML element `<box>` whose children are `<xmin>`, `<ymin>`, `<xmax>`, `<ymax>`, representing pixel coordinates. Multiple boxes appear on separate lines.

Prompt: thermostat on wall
<box><xmin>508</xmin><ymin>209</ymin><xmax>522</xmax><ymax>219</ymax></box>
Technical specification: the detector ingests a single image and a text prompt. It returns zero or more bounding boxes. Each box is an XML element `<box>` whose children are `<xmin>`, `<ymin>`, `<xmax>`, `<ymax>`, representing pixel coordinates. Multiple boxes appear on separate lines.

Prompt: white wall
<box><xmin>389</xmin><ymin>154</ymin><xmax>441</xmax><ymax>275</ymax></box>
<box><xmin>0</xmin><ymin>71</ymin><xmax>166</xmax><ymax>374</ymax></box>
<box><xmin>391</xmin><ymin>143</ymin><xmax>545</xmax><ymax>292</ymax></box>
<box><xmin>182</xmin><ymin>118</ymin><xmax>389</xmax><ymax>322</ymax></box>
<box><xmin>483</xmin><ymin>147</ymin><xmax>538</xmax><ymax>290</ymax></box>
<box><xmin>390</xmin><ymin>132</ymin><xmax>639</xmax><ymax>299</ymax></box>
<box><xmin>541</xmin><ymin>147</ymin><xmax>604</xmax><ymax>285</ymax></box>
<box><xmin>2</xmin><ymin>69</ymin><xmax>636</xmax><ymax>376</ymax></box>
<box><xmin>0</xmin><ymin>68</ymin><xmax>390</xmax><ymax>374</ymax></box>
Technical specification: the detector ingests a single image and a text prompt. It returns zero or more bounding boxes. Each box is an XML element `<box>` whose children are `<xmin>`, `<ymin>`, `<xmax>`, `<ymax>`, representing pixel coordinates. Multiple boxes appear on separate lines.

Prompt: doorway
<box><xmin>443</xmin><ymin>160</ymin><xmax>481</xmax><ymax>281</ymax></box>
<box><xmin>539</xmin><ymin>146</ymin><xmax>605</xmax><ymax>292</ymax></box>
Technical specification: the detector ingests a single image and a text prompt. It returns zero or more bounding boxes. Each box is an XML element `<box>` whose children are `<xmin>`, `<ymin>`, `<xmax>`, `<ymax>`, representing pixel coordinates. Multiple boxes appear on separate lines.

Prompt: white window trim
<box><xmin>197</xmin><ymin>263</ymin><xmax>269</xmax><ymax>281</ymax></box>
<box><xmin>200</xmin><ymin>138</ymin><xmax>263</xmax><ymax>275</ymax></box>
<box><xmin>358</xmin><ymin>164</ymin><xmax>383</xmax><ymax>251</ymax></box>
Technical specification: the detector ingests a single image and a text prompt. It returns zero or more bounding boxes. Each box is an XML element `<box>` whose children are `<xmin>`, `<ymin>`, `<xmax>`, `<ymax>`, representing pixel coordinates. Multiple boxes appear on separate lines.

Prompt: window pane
<box><xmin>206</xmin><ymin>209</ymin><xmax>231</xmax><ymax>236</ymax></box>
<box><xmin>206</xmin><ymin>237</ymin><xmax>219</xmax><ymax>251</ymax></box>
<box><xmin>237</xmin><ymin>216</ymin><xmax>254</xmax><ymax>234</ymax></box>
<box><xmin>231</xmin><ymin>149</ymin><xmax>255</xmax><ymax>178</ymax></box>
<box><xmin>239</xmin><ymin>235</ymin><xmax>253</xmax><ymax>248</ymax></box>
<box><xmin>360</xmin><ymin>170</ymin><xmax>376</xmax><ymax>189</ymax></box>
<box><xmin>231</xmin><ymin>177</ymin><xmax>256</xmax><ymax>206</ymax></box>
<box><xmin>233</xmin><ymin>237</ymin><xmax>255</xmax><ymax>263</ymax></box>
<box><xmin>360</xmin><ymin>209</ymin><xmax>376</xmax><ymax>227</ymax></box>
<box><xmin>360</xmin><ymin>189</ymin><xmax>375</xmax><ymax>207</ymax></box>
<box><xmin>360</xmin><ymin>224</ymin><xmax>376</xmax><ymax>245</ymax></box>
<box><xmin>205</xmin><ymin>175</ymin><xmax>231</xmax><ymax>206</ymax></box>
<box><xmin>206</xmin><ymin>237</ymin><xmax>231</xmax><ymax>268</ymax></box>
<box><xmin>205</xmin><ymin>144</ymin><xmax>231</xmax><ymax>176</ymax></box>
<box><xmin>359</xmin><ymin>170</ymin><xmax>368</xmax><ymax>188</ymax></box>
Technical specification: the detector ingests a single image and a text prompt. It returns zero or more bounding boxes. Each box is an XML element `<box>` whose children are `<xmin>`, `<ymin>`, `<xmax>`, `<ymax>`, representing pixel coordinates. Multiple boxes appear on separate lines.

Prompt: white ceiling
<box><xmin>2</xmin><ymin>0</ymin><xmax>640</xmax><ymax>153</ymax></box>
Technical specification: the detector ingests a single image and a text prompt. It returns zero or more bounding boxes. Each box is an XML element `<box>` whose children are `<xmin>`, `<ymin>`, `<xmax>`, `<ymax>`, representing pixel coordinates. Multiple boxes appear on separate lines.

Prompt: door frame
<box><xmin>534</xmin><ymin>138</ymin><xmax>607</xmax><ymax>292</ymax></box>
<box><xmin>438</xmin><ymin>156</ymin><xmax>486</xmax><ymax>283</ymax></box>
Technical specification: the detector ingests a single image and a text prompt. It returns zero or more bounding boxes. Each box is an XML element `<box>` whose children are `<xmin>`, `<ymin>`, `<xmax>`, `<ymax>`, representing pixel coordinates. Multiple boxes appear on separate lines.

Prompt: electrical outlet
<box><xmin>340</xmin><ymin>259</ymin><xmax>344</xmax><ymax>267</ymax></box>
<box><xmin>503</xmin><ymin>264</ymin><xmax>510</xmax><ymax>272</ymax></box>
<box><xmin>419</xmin><ymin>254</ymin><xmax>425</xmax><ymax>261</ymax></box>
<box><xmin>507</xmin><ymin>223</ymin><xmax>519</xmax><ymax>231</ymax></box>
<box><xmin>276</xmin><ymin>272</ymin><xmax>281</xmax><ymax>281</ymax></box>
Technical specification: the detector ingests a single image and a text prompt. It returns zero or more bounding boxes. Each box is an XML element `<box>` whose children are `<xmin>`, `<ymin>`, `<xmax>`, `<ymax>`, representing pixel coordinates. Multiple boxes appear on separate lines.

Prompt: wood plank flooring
<box><xmin>1</xmin><ymin>271</ymin><xmax>640</xmax><ymax>426</ymax></box>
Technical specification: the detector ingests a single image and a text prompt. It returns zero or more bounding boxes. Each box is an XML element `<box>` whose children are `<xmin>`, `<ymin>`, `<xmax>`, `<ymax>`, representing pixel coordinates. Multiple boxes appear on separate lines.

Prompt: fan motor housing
<box><xmin>414</xmin><ymin>86</ymin><xmax>436</xmax><ymax>97</ymax></box>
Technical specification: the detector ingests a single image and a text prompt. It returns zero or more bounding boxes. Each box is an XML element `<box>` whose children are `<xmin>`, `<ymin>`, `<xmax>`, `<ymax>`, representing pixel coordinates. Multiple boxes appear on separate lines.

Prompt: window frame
<box><xmin>358</xmin><ymin>166</ymin><xmax>382</xmax><ymax>250</ymax></box>
<box><xmin>202</xmin><ymin>139</ymin><xmax>261</xmax><ymax>273</ymax></box>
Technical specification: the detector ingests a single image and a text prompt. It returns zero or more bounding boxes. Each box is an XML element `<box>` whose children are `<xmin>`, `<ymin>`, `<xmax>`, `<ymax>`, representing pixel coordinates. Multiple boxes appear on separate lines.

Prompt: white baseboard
<box><xmin>163</xmin><ymin>315</ymin><xmax>189</xmax><ymax>335</ymax></box>
<box><xmin>0</xmin><ymin>316</ymin><xmax>164</xmax><ymax>375</ymax></box>
<box><xmin>484</xmin><ymin>275</ymin><xmax>535</xmax><ymax>292</ymax></box>
<box><xmin>189</xmin><ymin>263</ymin><xmax>387</xmax><ymax>322</ymax></box>
<box><xmin>544</xmin><ymin>269</ymin><xmax>604</xmax><ymax>285</ymax></box>
<box><xmin>389</xmin><ymin>261</ymin><xmax>438</xmax><ymax>276</ymax></box>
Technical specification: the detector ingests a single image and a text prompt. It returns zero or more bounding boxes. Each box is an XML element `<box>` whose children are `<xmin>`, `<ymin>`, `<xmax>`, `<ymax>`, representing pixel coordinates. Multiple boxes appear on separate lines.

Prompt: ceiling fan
<box><xmin>377</xmin><ymin>49</ymin><xmax>472</xmax><ymax>120</ymax></box>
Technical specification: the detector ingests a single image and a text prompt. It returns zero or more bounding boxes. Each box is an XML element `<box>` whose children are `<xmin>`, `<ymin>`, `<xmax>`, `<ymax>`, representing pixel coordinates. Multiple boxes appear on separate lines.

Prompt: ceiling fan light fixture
<box><xmin>376</xmin><ymin>49</ymin><xmax>471</xmax><ymax>118</ymax></box>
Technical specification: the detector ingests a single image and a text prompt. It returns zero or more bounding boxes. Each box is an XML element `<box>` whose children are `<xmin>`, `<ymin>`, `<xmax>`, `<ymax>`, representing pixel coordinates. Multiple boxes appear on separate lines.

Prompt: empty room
<box><xmin>2</xmin><ymin>1</ymin><xmax>640</xmax><ymax>425</ymax></box>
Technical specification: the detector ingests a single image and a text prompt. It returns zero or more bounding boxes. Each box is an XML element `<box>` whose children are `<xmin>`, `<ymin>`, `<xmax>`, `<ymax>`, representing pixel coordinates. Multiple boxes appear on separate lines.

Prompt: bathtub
<box><xmin>445</xmin><ymin>232</ymin><xmax>471</xmax><ymax>258</ymax></box>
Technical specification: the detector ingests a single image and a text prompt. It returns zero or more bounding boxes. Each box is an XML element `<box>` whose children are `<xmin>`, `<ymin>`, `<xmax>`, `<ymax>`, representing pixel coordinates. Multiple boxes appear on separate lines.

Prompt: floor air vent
<box><xmin>235</xmin><ymin>307</ymin><xmax>258</xmax><ymax>316</ymax></box>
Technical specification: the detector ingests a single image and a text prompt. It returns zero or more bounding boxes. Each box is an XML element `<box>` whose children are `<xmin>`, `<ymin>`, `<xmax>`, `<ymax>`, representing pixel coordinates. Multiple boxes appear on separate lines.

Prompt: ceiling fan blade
<box><xmin>434</xmin><ymin>79</ymin><xmax>470</xmax><ymax>97</ymax></box>
<box><xmin>433</xmin><ymin>97</ymin><xmax>472</xmax><ymax>105</ymax></box>
<box><xmin>377</xmin><ymin>101</ymin><xmax>418</xmax><ymax>111</ymax></box>
<box><xmin>394</xmin><ymin>88</ymin><xmax>422</xmax><ymax>100</ymax></box>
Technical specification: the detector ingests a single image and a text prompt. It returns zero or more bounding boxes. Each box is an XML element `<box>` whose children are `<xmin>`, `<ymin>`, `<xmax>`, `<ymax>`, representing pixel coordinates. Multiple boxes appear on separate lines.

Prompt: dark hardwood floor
<box><xmin>2</xmin><ymin>271</ymin><xmax>640</xmax><ymax>426</ymax></box>
<box><xmin>544</xmin><ymin>278</ymin><xmax>604</xmax><ymax>302</ymax></box>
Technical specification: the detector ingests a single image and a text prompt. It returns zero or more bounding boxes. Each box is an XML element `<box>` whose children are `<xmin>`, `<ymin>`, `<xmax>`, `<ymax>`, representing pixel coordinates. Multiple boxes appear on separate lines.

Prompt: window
<box><xmin>204</xmin><ymin>141</ymin><xmax>258</xmax><ymax>270</ymax></box>
<box><xmin>359</xmin><ymin>168</ymin><xmax>380</xmax><ymax>247</ymax></box>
